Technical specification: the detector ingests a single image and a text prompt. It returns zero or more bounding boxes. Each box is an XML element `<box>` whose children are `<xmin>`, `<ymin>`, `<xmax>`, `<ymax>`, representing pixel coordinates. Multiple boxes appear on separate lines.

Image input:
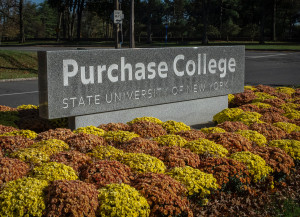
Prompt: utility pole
<box><xmin>130</xmin><ymin>0</ymin><xmax>135</xmax><ymax>48</ymax></box>
<box><xmin>114</xmin><ymin>0</ymin><xmax>120</xmax><ymax>48</ymax></box>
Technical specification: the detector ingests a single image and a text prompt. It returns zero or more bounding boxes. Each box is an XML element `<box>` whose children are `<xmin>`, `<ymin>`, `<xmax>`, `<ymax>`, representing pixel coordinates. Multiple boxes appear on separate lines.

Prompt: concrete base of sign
<box><xmin>68</xmin><ymin>95</ymin><xmax>228</xmax><ymax>129</ymax></box>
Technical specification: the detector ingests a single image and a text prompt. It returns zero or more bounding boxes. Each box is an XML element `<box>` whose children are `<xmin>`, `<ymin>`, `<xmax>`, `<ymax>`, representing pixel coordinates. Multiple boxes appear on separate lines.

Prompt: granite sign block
<box><xmin>38</xmin><ymin>46</ymin><xmax>245</xmax><ymax>119</ymax></box>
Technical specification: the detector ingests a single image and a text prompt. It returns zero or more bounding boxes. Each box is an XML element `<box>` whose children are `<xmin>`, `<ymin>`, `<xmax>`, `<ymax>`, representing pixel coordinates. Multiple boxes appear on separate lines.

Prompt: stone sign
<box><xmin>38</xmin><ymin>46</ymin><xmax>244</xmax><ymax>120</ymax></box>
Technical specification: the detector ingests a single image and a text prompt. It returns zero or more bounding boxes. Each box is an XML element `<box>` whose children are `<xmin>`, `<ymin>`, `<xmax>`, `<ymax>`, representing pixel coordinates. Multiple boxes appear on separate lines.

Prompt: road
<box><xmin>0</xmin><ymin>49</ymin><xmax>299</xmax><ymax>107</ymax></box>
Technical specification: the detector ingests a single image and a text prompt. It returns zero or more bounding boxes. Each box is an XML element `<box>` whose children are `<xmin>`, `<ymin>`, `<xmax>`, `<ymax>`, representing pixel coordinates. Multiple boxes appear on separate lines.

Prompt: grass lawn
<box><xmin>0</xmin><ymin>50</ymin><xmax>38</xmax><ymax>80</ymax></box>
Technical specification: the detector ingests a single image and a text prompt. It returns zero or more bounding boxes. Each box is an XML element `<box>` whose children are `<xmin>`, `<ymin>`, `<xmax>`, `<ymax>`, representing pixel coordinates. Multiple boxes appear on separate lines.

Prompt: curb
<box><xmin>0</xmin><ymin>77</ymin><xmax>38</xmax><ymax>83</ymax></box>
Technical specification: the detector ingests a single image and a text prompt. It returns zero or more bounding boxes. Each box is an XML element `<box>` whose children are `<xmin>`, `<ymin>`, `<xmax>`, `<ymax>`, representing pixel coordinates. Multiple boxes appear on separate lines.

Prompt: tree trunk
<box><xmin>56</xmin><ymin>11</ymin><xmax>63</xmax><ymax>42</ymax></box>
<box><xmin>259</xmin><ymin>2</ymin><xmax>265</xmax><ymax>44</ymax></box>
<box><xmin>130</xmin><ymin>0</ymin><xmax>135</xmax><ymax>48</ymax></box>
<box><xmin>272</xmin><ymin>0</ymin><xmax>276</xmax><ymax>41</ymax></box>
<box><xmin>77</xmin><ymin>0</ymin><xmax>85</xmax><ymax>40</ymax></box>
<box><xmin>202</xmin><ymin>0</ymin><xmax>208</xmax><ymax>44</ymax></box>
<box><xmin>19</xmin><ymin>0</ymin><xmax>25</xmax><ymax>43</ymax></box>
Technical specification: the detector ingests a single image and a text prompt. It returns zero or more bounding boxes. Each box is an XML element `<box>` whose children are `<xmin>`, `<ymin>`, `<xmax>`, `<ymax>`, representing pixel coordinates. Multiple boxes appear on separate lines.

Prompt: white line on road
<box><xmin>246</xmin><ymin>53</ymin><xmax>292</xmax><ymax>59</ymax></box>
<box><xmin>0</xmin><ymin>91</ymin><xmax>38</xmax><ymax>97</ymax></box>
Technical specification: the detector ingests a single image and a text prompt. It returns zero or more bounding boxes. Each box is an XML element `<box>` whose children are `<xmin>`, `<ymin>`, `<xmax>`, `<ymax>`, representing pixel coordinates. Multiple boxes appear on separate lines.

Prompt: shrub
<box><xmin>0</xmin><ymin>136</ymin><xmax>33</xmax><ymax>154</ymax></box>
<box><xmin>197</xmin><ymin>157</ymin><xmax>251</xmax><ymax>192</ymax></box>
<box><xmin>103</xmin><ymin>130</ymin><xmax>139</xmax><ymax>144</ymax></box>
<box><xmin>49</xmin><ymin>118</ymin><xmax>69</xmax><ymax>128</ymax></box>
<box><xmin>153</xmin><ymin>134</ymin><xmax>187</xmax><ymax>147</ymax></box>
<box><xmin>0</xmin><ymin>110</ymin><xmax>19</xmax><ymax>128</ymax></box>
<box><xmin>232</xmin><ymin>91</ymin><xmax>257</xmax><ymax>106</ymax></box>
<box><xmin>45</xmin><ymin>180</ymin><xmax>98</xmax><ymax>217</ymax></box>
<box><xmin>244</xmin><ymin>85</ymin><xmax>257</xmax><ymax>91</ymax></box>
<box><xmin>268</xmin><ymin>139</ymin><xmax>300</xmax><ymax>160</ymax></box>
<box><xmin>233</xmin><ymin>111</ymin><xmax>264</xmax><ymax>126</ymax></box>
<box><xmin>263</xmin><ymin>98</ymin><xmax>286</xmax><ymax>107</ymax></box>
<box><xmin>286</xmin><ymin>132</ymin><xmax>300</xmax><ymax>141</ymax></box>
<box><xmin>35</xmin><ymin>128</ymin><xmax>75</xmax><ymax>141</ymax></box>
<box><xmin>252</xmin><ymin>146</ymin><xmax>294</xmax><ymax>177</ymax></box>
<box><xmin>184</xmin><ymin>138</ymin><xmax>228</xmax><ymax>157</ymax></box>
<box><xmin>281</xmin><ymin>103</ymin><xmax>299</xmax><ymax>113</ymax></box>
<box><xmin>167</xmin><ymin>166</ymin><xmax>219</xmax><ymax>199</ymax></box>
<box><xmin>0</xmin><ymin>124</ymin><xmax>18</xmax><ymax>134</ymax></box>
<box><xmin>89</xmin><ymin>145</ymin><xmax>124</xmax><ymax>160</ymax></box>
<box><xmin>260</xmin><ymin>106</ymin><xmax>285</xmax><ymax>114</ymax></box>
<box><xmin>98</xmin><ymin>122</ymin><xmax>131</xmax><ymax>131</ymax></box>
<box><xmin>162</xmin><ymin>120</ymin><xmax>191</xmax><ymax>134</ymax></box>
<box><xmin>0</xmin><ymin>157</ymin><xmax>30</xmax><ymax>185</ymax></box>
<box><xmin>0</xmin><ymin>177</ymin><xmax>48</xmax><ymax>217</ymax></box>
<box><xmin>132</xmin><ymin>173</ymin><xmax>192</xmax><ymax>217</ymax></box>
<box><xmin>50</xmin><ymin>150</ymin><xmax>92</xmax><ymax>173</ymax></box>
<box><xmin>230</xmin><ymin>151</ymin><xmax>273</xmax><ymax>183</ymax></box>
<box><xmin>216</xmin><ymin>121</ymin><xmax>249</xmax><ymax>132</ymax></box>
<box><xmin>116</xmin><ymin>137</ymin><xmax>159</xmax><ymax>154</ymax></box>
<box><xmin>130</xmin><ymin>121</ymin><xmax>167</xmax><ymax>138</ymax></box>
<box><xmin>251</xmin><ymin>102</ymin><xmax>272</xmax><ymax>109</ymax></box>
<box><xmin>150</xmin><ymin>146</ymin><xmax>200</xmax><ymax>168</ymax></box>
<box><xmin>273</xmin><ymin>122</ymin><xmax>300</xmax><ymax>133</ymax></box>
<box><xmin>238</xmin><ymin>104</ymin><xmax>261</xmax><ymax>113</ymax></box>
<box><xmin>228</xmin><ymin>94</ymin><xmax>235</xmax><ymax>104</ymax></box>
<box><xmin>200</xmin><ymin>127</ymin><xmax>226</xmax><ymax>134</ymax></box>
<box><xmin>0</xmin><ymin>129</ymin><xmax>37</xmax><ymax>139</ymax></box>
<box><xmin>213</xmin><ymin>108</ymin><xmax>244</xmax><ymax>124</ymax></box>
<box><xmin>73</xmin><ymin>125</ymin><xmax>106</xmax><ymax>137</ymax></box>
<box><xmin>31</xmin><ymin>162</ymin><xmax>78</xmax><ymax>181</ymax></box>
<box><xmin>283</xmin><ymin>110</ymin><xmax>300</xmax><ymax>120</ymax></box>
<box><xmin>276</xmin><ymin>87</ymin><xmax>296</xmax><ymax>96</ymax></box>
<box><xmin>120</xmin><ymin>152</ymin><xmax>166</xmax><ymax>173</ymax></box>
<box><xmin>127</xmin><ymin>116</ymin><xmax>163</xmax><ymax>125</ymax></box>
<box><xmin>250</xmin><ymin>123</ymin><xmax>287</xmax><ymax>141</ymax></box>
<box><xmin>0</xmin><ymin>105</ymin><xmax>17</xmax><ymax>112</ymax></box>
<box><xmin>235</xmin><ymin>130</ymin><xmax>267</xmax><ymax>146</ymax></box>
<box><xmin>80</xmin><ymin>160</ymin><xmax>132</xmax><ymax>188</ymax></box>
<box><xmin>65</xmin><ymin>133</ymin><xmax>105</xmax><ymax>153</ymax></box>
<box><xmin>175</xmin><ymin>129</ymin><xmax>206</xmax><ymax>141</ymax></box>
<box><xmin>207</xmin><ymin>132</ymin><xmax>253</xmax><ymax>154</ymax></box>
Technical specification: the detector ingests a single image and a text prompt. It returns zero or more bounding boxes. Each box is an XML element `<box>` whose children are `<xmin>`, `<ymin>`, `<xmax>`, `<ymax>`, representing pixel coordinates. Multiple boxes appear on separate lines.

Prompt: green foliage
<box><xmin>0</xmin><ymin>111</ymin><xmax>19</xmax><ymax>128</ymax></box>
<box><xmin>0</xmin><ymin>177</ymin><xmax>48</xmax><ymax>217</ymax></box>
<box><xmin>98</xmin><ymin>183</ymin><xmax>150</xmax><ymax>217</ymax></box>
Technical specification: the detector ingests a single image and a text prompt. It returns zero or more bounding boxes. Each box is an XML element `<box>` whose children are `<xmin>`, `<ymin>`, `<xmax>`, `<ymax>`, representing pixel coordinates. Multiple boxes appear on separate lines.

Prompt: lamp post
<box><xmin>165</xmin><ymin>24</ymin><xmax>168</xmax><ymax>44</ymax></box>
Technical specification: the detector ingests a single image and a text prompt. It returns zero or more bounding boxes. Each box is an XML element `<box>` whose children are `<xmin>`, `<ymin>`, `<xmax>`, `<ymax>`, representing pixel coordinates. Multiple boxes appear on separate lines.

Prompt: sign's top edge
<box><xmin>37</xmin><ymin>45</ymin><xmax>245</xmax><ymax>53</ymax></box>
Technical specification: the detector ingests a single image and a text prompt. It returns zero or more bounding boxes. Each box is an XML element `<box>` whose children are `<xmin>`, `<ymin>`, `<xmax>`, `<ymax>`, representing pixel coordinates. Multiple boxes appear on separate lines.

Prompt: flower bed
<box><xmin>0</xmin><ymin>84</ymin><xmax>299</xmax><ymax>216</ymax></box>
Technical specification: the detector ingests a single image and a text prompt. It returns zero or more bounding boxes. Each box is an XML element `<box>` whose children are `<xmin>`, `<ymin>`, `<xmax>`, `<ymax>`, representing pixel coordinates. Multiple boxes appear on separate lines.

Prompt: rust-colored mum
<box><xmin>150</xmin><ymin>146</ymin><xmax>200</xmax><ymax>168</ymax></box>
<box><xmin>98</xmin><ymin>123</ymin><xmax>131</xmax><ymax>131</ymax></box>
<box><xmin>263</xmin><ymin>98</ymin><xmax>286</xmax><ymax>108</ymax></box>
<box><xmin>50</xmin><ymin>150</ymin><xmax>92</xmax><ymax>173</ymax></box>
<box><xmin>80</xmin><ymin>160</ymin><xmax>132</xmax><ymax>188</ymax></box>
<box><xmin>285</xmin><ymin>132</ymin><xmax>300</xmax><ymax>141</ymax></box>
<box><xmin>132</xmin><ymin>172</ymin><xmax>192</xmax><ymax>217</ymax></box>
<box><xmin>291</xmin><ymin>119</ymin><xmax>300</xmax><ymax>126</ymax></box>
<box><xmin>216</xmin><ymin>121</ymin><xmax>249</xmax><ymax>132</ymax></box>
<box><xmin>259</xmin><ymin>106</ymin><xmax>285</xmax><ymax>114</ymax></box>
<box><xmin>232</xmin><ymin>90</ymin><xmax>257</xmax><ymax>106</ymax></box>
<box><xmin>0</xmin><ymin>124</ymin><xmax>18</xmax><ymax>134</ymax></box>
<box><xmin>175</xmin><ymin>129</ymin><xmax>206</xmax><ymax>141</ymax></box>
<box><xmin>239</xmin><ymin>104</ymin><xmax>261</xmax><ymax>112</ymax></box>
<box><xmin>252</xmin><ymin>146</ymin><xmax>294</xmax><ymax>177</ymax></box>
<box><xmin>260</xmin><ymin>112</ymin><xmax>290</xmax><ymax>124</ymax></box>
<box><xmin>250</xmin><ymin>123</ymin><xmax>286</xmax><ymax>141</ymax></box>
<box><xmin>36</xmin><ymin>128</ymin><xmax>75</xmax><ymax>142</ymax></box>
<box><xmin>0</xmin><ymin>157</ymin><xmax>30</xmax><ymax>185</ymax></box>
<box><xmin>198</xmin><ymin>157</ymin><xmax>251</xmax><ymax>191</ymax></box>
<box><xmin>255</xmin><ymin>84</ymin><xmax>276</xmax><ymax>95</ymax></box>
<box><xmin>130</xmin><ymin>121</ymin><xmax>167</xmax><ymax>138</ymax></box>
<box><xmin>45</xmin><ymin>180</ymin><xmax>98</xmax><ymax>217</ymax></box>
<box><xmin>272</xmin><ymin>92</ymin><xmax>291</xmax><ymax>100</ymax></box>
<box><xmin>207</xmin><ymin>132</ymin><xmax>252</xmax><ymax>154</ymax></box>
<box><xmin>65</xmin><ymin>133</ymin><xmax>105</xmax><ymax>153</ymax></box>
<box><xmin>0</xmin><ymin>105</ymin><xmax>17</xmax><ymax>111</ymax></box>
<box><xmin>116</xmin><ymin>137</ymin><xmax>159</xmax><ymax>154</ymax></box>
<box><xmin>0</xmin><ymin>136</ymin><xmax>34</xmax><ymax>154</ymax></box>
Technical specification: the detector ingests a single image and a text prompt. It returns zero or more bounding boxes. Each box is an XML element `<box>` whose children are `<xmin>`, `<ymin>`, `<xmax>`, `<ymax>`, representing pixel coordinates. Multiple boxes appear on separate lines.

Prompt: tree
<box><xmin>19</xmin><ymin>0</ymin><xmax>24</xmax><ymax>43</ymax></box>
<box><xmin>221</xmin><ymin>18</ymin><xmax>241</xmax><ymax>41</ymax></box>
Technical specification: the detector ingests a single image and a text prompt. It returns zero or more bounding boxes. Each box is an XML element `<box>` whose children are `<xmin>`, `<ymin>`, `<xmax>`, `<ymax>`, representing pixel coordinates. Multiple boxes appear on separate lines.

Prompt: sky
<box><xmin>30</xmin><ymin>0</ymin><xmax>45</xmax><ymax>4</ymax></box>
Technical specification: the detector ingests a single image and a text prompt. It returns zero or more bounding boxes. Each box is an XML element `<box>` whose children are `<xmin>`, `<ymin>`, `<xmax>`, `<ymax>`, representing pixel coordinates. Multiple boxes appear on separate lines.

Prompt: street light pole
<box><xmin>114</xmin><ymin>0</ymin><xmax>120</xmax><ymax>49</ymax></box>
<box><xmin>130</xmin><ymin>0</ymin><xmax>135</xmax><ymax>48</ymax></box>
